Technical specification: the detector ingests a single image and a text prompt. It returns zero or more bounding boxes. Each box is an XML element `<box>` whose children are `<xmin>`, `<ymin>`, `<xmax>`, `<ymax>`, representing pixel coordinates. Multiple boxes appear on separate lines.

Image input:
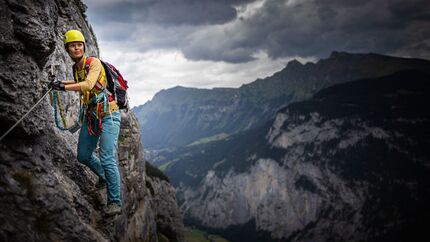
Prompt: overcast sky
<box><xmin>83</xmin><ymin>0</ymin><xmax>430</xmax><ymax>107</ymax></box>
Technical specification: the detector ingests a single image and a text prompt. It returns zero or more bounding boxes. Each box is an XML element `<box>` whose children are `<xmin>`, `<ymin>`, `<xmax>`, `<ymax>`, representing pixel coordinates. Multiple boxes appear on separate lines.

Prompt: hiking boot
<box><xmin>95</xmin><ymin>179</ymin><xmax>106</xmax><ymax>190</ymax></box>
<box><xmin>105</xmin><ymin>203</ymin><xmax>121</xmax><ymax>217</ymax></box>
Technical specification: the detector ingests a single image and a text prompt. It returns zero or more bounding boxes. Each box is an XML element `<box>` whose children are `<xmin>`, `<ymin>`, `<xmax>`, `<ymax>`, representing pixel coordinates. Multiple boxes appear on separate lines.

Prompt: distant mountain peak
<box><xmin>171</xmin><ymin>85</ymin><xmax>187</xmax><ymax>89</ymax></box>
<box><xmin>328</xmin><ymin>51</ymin><xmax>391</xmax><ymax>60</ymax></box>
<box><xmin>329</xmin><ymin>51</ymin><xmax>352</xmax><ymax>58</ymax></box>
<box><xmin>286</xmin><ymin>59</ymin><xmax>303</xmax><ymax>69</ymax></box>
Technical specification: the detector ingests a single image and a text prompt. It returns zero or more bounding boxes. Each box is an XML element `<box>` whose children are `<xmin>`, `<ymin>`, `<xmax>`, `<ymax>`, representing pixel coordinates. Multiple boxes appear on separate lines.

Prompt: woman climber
<box><xmin>49</xmin><ymin>29</ymin><xmax>122</xmax><ymax>216</ymax></box>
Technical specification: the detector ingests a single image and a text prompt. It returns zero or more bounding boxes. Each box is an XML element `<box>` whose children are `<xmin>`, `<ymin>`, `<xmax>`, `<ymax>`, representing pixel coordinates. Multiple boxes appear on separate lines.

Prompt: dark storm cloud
<box><xmin>85</xmin><ymin>0</ymin><xmax>430</xmax><ymax>62</ymax></box>
<box><xmin>85</xmin><ymin>0</ymin><xmax>253</xmax><ymax>54</ymax></box>
<box><xmin>86</xmin><ymin>0</ymin><xmax>252</xmax><ymax>26</ymax></box>
<box><xmin>183</xmin><ymin>0</ymin><xmax>430</xmax><ymax>61</ymax></box>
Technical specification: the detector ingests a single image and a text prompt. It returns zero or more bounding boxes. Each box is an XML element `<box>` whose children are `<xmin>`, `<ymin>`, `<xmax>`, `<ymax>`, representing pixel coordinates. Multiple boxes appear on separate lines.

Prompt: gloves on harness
<box><xmin>49</xmin><ymin>81</ymin><xmax>65</xmax><ymax>91</ymax></box>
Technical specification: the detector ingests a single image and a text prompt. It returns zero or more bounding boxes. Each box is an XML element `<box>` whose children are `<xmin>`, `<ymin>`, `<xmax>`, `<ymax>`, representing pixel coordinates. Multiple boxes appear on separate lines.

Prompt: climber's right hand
<box><xmin>49</xmin><ymin>80</ymin><xmax>65</xmax><ymax>91</ymax></box>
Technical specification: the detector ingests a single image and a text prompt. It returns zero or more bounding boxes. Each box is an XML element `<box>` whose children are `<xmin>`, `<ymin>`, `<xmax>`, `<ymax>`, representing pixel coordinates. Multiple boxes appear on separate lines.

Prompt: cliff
<box><xmin>166</xmin><ymin>70</ymin><xmax>430</xmax><ymax>241</ymax></box>
<box><xmin>0</xmin><ymin>0</ymin><xmax>184</xmax><ymax>241</ymax></box>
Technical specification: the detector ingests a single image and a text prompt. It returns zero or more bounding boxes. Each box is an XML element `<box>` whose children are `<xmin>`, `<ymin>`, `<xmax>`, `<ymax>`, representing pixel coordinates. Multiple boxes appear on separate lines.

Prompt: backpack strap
<box><xmin>82</xmin><ymin>56</ymin><xmax>105</xmax><ymax>91</ymax></box>
<box><xmin>72</xmin><ymin>62</ymin><xmax>79</xmax><ymax>83</ymax></box>
<box><xmin>100</xmin><ymin>61</ymin><xmax>115</xmax><ymax>102</ymax></box>
<box><xmin>84</xmin><ymin>56</ymin><xmax>93</xmax><ymax>69</ymax></box>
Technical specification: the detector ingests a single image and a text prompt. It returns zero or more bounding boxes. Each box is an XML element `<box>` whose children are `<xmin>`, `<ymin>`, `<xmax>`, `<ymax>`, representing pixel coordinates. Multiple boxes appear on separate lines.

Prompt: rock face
<box><xmin>168</xmin><ymin>70</ymin><xmax>430</xmax><ymax>241</ymax></box>
<box><xmin>0</xmin><ymin>0</ymin><xmax>184</xmax><ymax>241</ymax></box>
<box><xmin>134</xmin><ymin>52</ymin><xmax>430</xmax><ymax>150</ymax></box>
<box><xmin>117</xmin><ymin>113</ymin><xmax>184</xmax><ymax>242</ymax></box>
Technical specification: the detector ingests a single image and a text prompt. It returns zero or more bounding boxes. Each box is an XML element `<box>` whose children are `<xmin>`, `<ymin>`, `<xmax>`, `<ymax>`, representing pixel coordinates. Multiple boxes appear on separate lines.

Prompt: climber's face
<box><xmin>67</xmin><ymin>41</ymin><xmax>85</xmax><ymax>60</ymax></box>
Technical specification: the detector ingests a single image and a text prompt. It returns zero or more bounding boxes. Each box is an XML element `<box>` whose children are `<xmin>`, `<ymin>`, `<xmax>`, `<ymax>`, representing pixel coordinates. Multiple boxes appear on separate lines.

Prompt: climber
<box><xmin>49</xmin><ymin>29</ymin><xmax>122</xmax><ymax>216</ymax></box>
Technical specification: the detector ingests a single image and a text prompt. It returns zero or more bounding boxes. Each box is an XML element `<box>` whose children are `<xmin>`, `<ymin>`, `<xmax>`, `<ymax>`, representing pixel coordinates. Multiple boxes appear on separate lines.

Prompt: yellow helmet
<box><xmin>63</xmin><ymin>29</ymin><xmax>85</xmax><ymax>45</ymax></box>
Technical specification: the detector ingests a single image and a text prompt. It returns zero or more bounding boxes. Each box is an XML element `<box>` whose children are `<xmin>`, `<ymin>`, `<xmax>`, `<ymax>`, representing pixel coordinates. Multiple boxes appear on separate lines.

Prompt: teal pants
<box><xmin>77</xmin><ymin>111</ymin><xmax>122</xmax><ymax>206</ymax></box>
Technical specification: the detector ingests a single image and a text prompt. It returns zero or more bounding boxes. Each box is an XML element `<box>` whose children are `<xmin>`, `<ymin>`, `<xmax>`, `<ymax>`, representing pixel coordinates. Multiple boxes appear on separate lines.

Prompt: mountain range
<box><xmin>162</xmin><ymin>69</ymin><xmax>430</xmax><ymax>241</ymax></box>
<box><xmin>133</xmin><ymin>52</ymin><xmax>430</xmax><ymax>241</ymax></box>
<box><xmin>133</xmin><ymin>51</ymin><xmax>430</xmax><ymax>151</ymax></box>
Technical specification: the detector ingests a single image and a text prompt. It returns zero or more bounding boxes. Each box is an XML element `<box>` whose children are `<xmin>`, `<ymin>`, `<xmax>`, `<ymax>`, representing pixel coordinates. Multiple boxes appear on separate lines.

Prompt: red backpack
<box><xmin>84</xmin><ymin>57</ymin><xmax>129</xmax><ymax>110</ymax></box>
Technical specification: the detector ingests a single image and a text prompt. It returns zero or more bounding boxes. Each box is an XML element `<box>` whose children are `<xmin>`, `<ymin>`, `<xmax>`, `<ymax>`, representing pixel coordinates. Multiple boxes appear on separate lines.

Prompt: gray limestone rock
<box><xmin>0</xmin><ymin>0</ymin><xmax>184</xmax><ymax>241</ymax></box>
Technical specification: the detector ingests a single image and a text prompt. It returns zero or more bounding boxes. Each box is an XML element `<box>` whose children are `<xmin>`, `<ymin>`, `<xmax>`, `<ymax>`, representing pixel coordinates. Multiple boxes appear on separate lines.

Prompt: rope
<box><xmin>52</xmin><ymin>90</ymin><xmax>107</xmax><ymax>136</ymax></box>
<box><xmin>52</xmin><ymin>91</ymin><xmax>83</xmax><ymax>135</ymax></box>
<box><xmin>52</xmin><ymin>91</ymin><xmax>69</xmax><ymax>131</ymax></box>
<box><xmin>0</xmin><ymin>88</ymin><xmax>53</xmax><ymax>143</ymax></box>
<box><xmin>56</xmin><ymin>91</ymin><xmax>68</xmax><ymax>129</ymax></box>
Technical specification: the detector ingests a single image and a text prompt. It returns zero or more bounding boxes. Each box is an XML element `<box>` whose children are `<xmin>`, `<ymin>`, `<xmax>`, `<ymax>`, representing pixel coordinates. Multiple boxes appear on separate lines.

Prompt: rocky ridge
<box><xmin>134</xmin><ymin>51</ymin><xmax>430</xmax><ymax>150</ymax></box>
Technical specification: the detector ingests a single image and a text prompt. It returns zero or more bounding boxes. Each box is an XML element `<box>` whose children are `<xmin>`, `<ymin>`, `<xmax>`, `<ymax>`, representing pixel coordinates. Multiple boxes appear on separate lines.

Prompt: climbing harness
<box><xmin>0</xmin><ymin>87</ymin><xmax>53</xmax><ymax>143</ymax></box>
<box><xmin>74</xmin><ymin>56</ymin><xmax>114</xmax><ymax>136</ymax></box>
<box><xmin>86</xmin><ymin>92</ymin><xmax>108</xmax><ymax>136</ymax></box>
